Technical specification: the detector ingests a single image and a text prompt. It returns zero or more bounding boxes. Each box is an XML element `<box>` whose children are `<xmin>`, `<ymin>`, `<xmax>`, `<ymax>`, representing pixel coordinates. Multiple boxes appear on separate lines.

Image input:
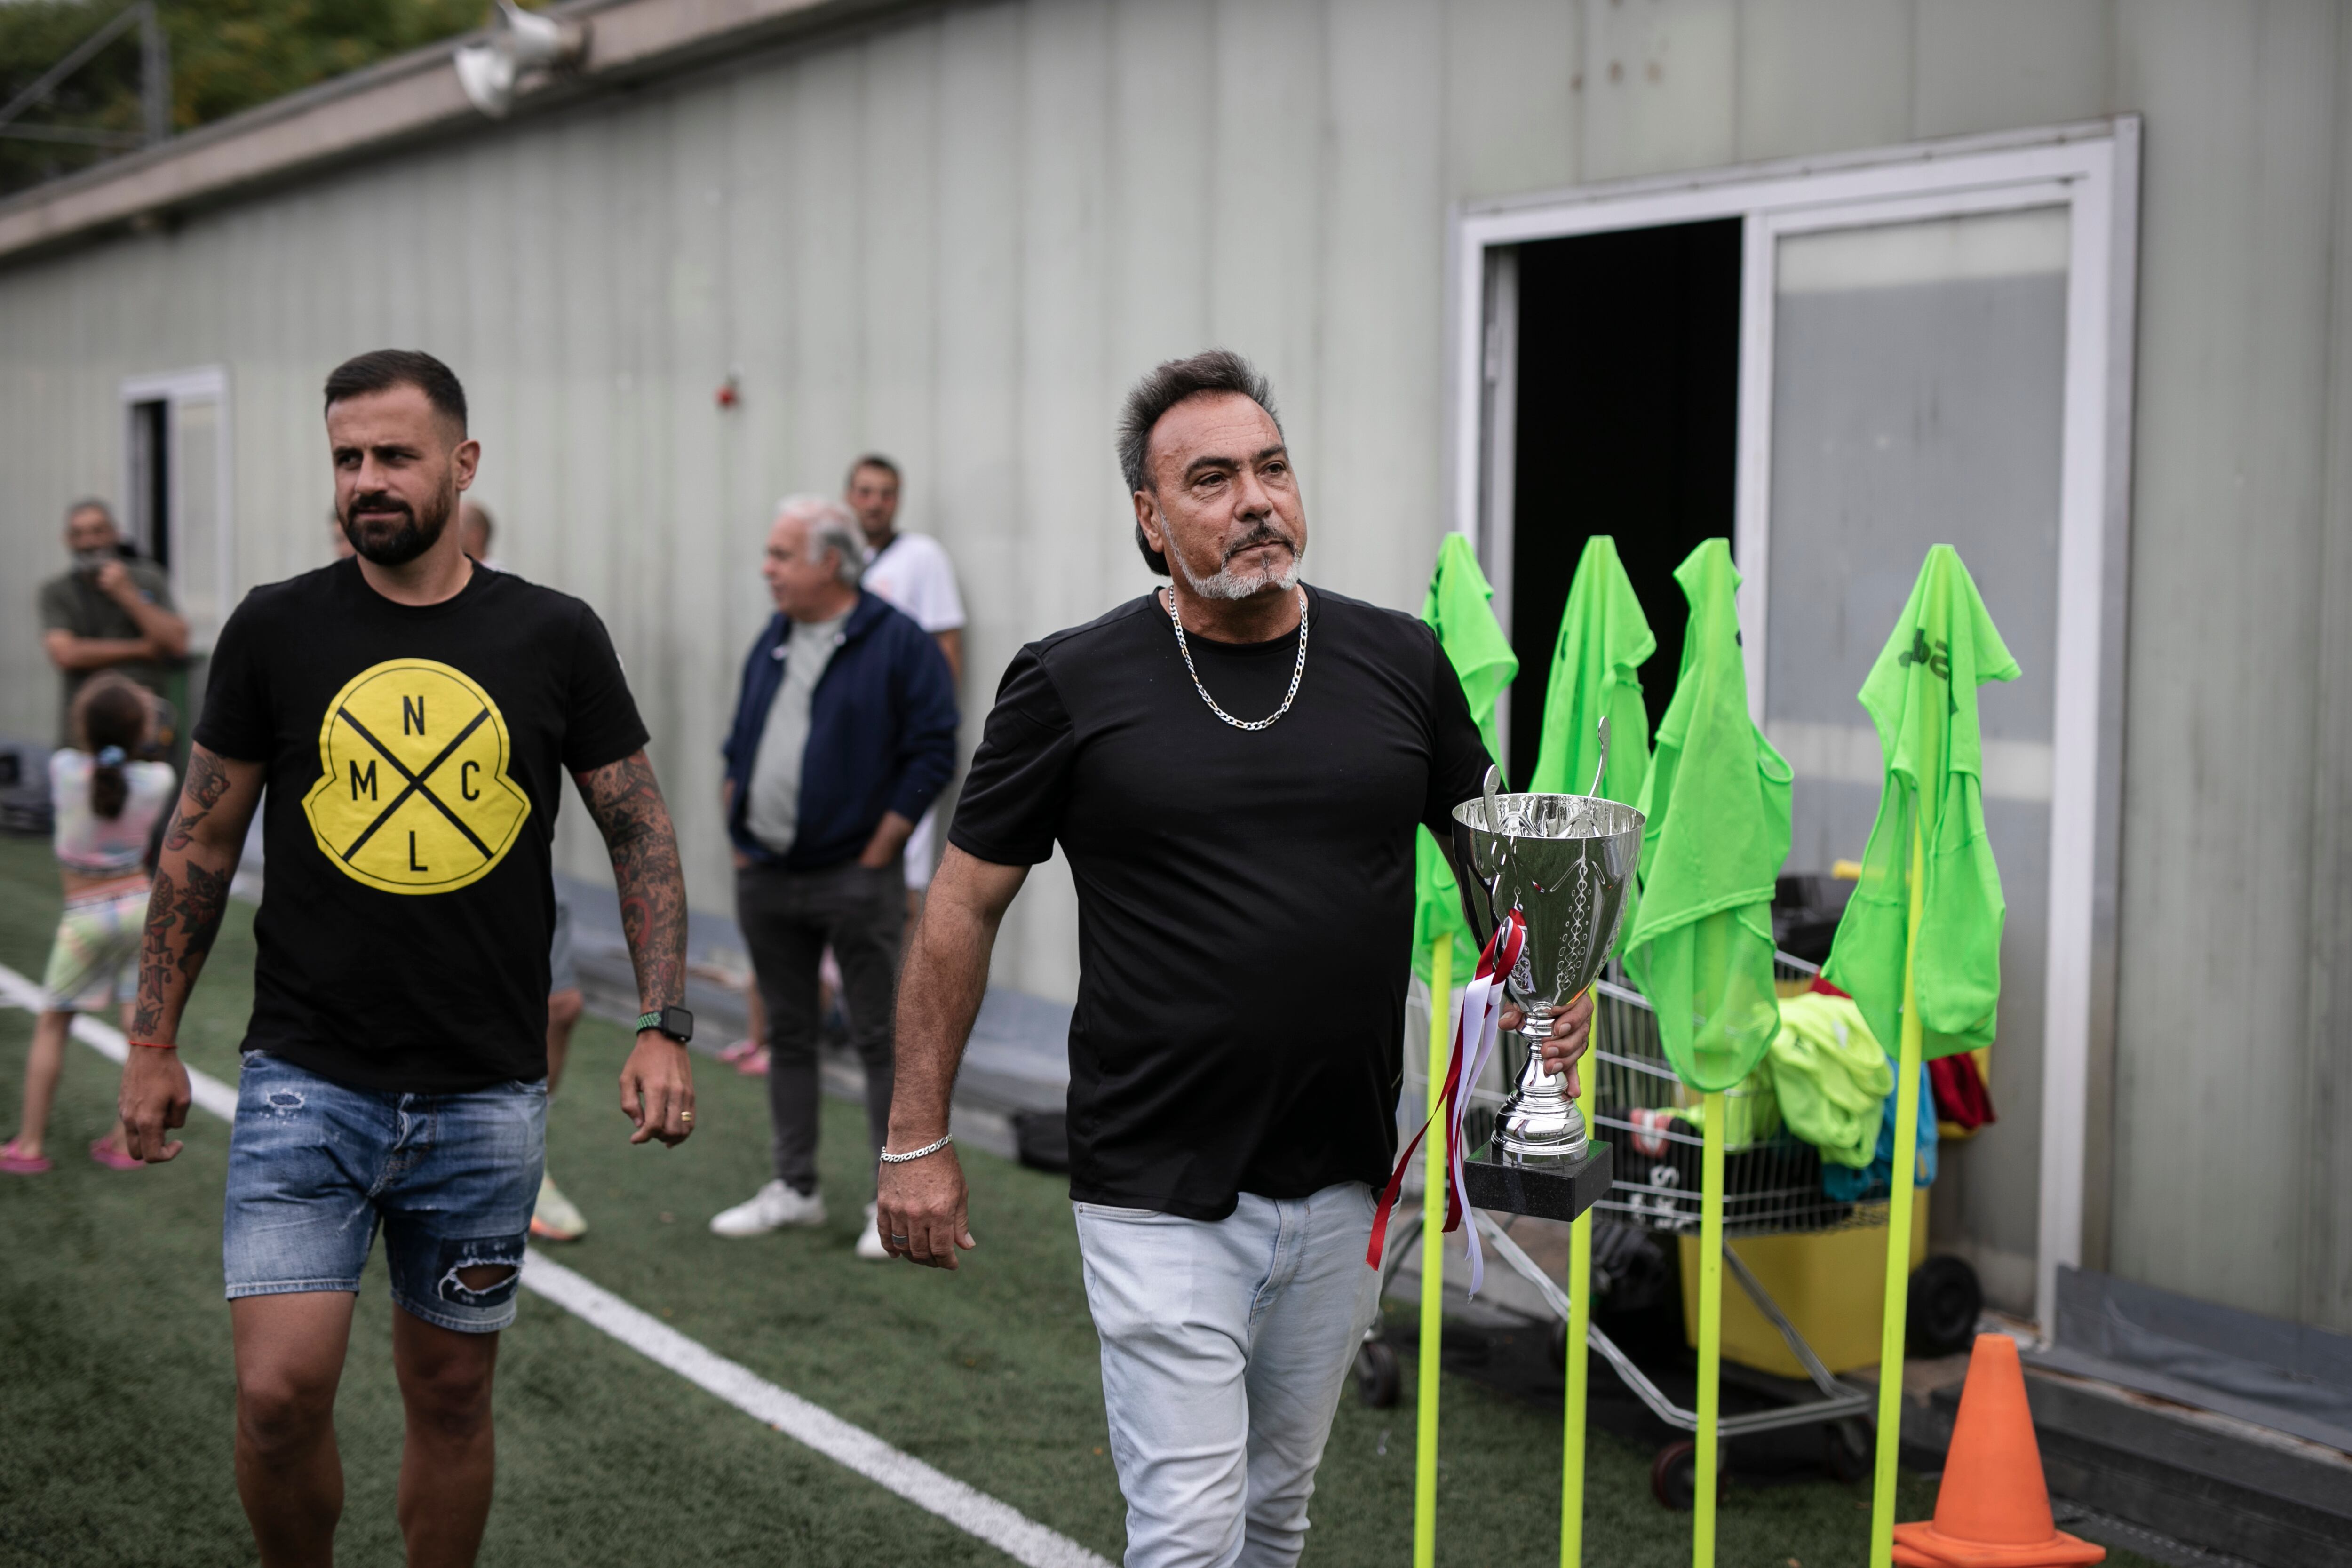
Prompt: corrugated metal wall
<box><xmin>1</xmin><ymin>0</ymin><xmax>2345</xmax><ymax>1331</ymax></box>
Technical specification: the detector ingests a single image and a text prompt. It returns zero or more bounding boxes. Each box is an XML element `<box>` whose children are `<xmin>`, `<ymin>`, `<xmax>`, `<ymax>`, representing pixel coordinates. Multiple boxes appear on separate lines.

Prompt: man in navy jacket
<box><xmin>710</xmin><ymin>494</ymin><xmax>957</xmax><ymax>1256</ymax></box>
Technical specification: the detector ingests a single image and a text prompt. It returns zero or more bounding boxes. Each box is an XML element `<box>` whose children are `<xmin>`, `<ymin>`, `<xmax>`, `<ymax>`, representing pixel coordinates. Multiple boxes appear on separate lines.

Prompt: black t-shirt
<box><xmin>950</xmin><ymin>585</ymin><xmax>1491</xmax><ymax>1220</ymax></box>
<box><xmin>195</xmin><ymin>559</ymin><xmax>649</xmax><ymax>1092</ymax></box>
<box><xmin>40</xmin><ymin>557</ymin><xmax>178</xmax><ymax>741</ymax></box>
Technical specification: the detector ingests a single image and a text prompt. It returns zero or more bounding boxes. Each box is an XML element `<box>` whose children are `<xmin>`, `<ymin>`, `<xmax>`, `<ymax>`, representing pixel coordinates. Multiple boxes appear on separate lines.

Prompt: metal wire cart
<box><xmin>1361</xmin><ymin>952</ymin><xmax>1893</xmax><ymax>1503</ymax></box>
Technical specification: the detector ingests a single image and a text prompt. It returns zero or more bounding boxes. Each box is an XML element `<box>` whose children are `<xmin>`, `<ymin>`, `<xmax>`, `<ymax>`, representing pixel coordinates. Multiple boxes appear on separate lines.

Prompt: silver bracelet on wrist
<box><xmin>879</xmin><ymin>1134</ymin><xmax>954</xmax><ymax>1165</ymax></box>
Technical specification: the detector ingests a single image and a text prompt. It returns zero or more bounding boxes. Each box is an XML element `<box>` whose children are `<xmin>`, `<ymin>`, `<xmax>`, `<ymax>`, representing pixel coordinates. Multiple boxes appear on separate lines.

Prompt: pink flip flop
<box><xmin>88</xmin><ymin>1138</ymin><xmax>143</xmax><ymax>1172</ymax></box>
<box><xmin>0</xmin><ymin>1139</ymin><xmax>54</xmax><ymax>1175</ymax></box>
<box><xmin>716</xmin><ymin>1037</ymin><xmax>759</xmax><ymax>1065</ymax></box>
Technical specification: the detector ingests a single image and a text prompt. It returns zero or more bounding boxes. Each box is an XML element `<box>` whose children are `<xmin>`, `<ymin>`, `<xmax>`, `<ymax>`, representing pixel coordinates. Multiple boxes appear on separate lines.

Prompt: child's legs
<box><xmin>22</xmin><ymin>888</ymin><xmax>143</xmax><ymax>1155</ymax></box>
<box><xmin>13</xmin><ymin>1010</ymin><xmax>74</xmax><ymax>1155</ymax></box>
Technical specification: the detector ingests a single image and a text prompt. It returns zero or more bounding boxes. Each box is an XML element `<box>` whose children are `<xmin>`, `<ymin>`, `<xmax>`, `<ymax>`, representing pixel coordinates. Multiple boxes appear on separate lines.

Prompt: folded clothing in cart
<box><xmin>1762</xmin><ymin>990</ymin><xmax>1889</xmax><ymax>1169</ymax></box>
<box><xmin>1821</xmin><ymin>1059</ymin><xmax>1937</xmax><ymax>1200</ymax></box>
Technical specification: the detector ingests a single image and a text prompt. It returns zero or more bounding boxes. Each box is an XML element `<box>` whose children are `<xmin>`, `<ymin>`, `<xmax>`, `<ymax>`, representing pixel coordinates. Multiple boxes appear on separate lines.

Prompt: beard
<box><xmin>1172</xmin><ymin>523</ymin><xmax>1305</xmax><ymax>602</ymax></box>
<box><xmin>339</xmin><ymin>486</ymin><xmax>452</xmax><ymax>567</ymax></box>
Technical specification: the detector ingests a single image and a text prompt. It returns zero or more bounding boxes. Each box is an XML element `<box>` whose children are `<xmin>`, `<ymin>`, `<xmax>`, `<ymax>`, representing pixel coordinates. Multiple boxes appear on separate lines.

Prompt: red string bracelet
<box><xmin>127</xmin><ymin>1040</ymin><xmax>177</xmax><ymax>1051</ymax></box>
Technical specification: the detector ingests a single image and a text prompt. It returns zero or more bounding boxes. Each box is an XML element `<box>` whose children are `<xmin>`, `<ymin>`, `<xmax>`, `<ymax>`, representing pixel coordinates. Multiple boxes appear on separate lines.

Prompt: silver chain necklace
<box><xmin>1166</xmin><ymin>587</ymin><xmax>1310</xmax><ymax>732</ymax></box>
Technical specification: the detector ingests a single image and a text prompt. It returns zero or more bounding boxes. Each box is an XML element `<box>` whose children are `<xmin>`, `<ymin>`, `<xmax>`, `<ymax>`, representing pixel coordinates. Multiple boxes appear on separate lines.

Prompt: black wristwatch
<box><xmin>637</xmin><ymin>1006</ymin><xmax>694</xmax><ymax>1044</ymax></box>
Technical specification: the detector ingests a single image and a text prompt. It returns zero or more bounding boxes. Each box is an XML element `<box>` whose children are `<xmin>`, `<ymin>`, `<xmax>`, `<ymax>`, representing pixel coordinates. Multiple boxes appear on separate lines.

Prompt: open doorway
<box><xmin>1504</xmin><ymin>219</ymin><xmax>1742</xmax><ymax>789</ymax></box>
<box><xmin>119</xmin><ymin>366</ymin><xmax>230</xmax><ymax>648</ymax></box>
<box><xmin>127</xmin><ymin>398</ymin><xmax>171</xmax><ymax>571</ymax></box>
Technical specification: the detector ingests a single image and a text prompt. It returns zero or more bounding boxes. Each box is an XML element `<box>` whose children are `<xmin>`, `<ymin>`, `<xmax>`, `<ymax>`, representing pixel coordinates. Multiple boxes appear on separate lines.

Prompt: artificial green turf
<box><xmin>0</xmin><ymin>834</ymin><xmax>2157</xmax><ymax>1567</ymax></box>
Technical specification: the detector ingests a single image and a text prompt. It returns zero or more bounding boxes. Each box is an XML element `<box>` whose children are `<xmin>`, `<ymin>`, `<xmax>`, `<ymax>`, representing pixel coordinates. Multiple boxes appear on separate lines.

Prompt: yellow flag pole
<box><xmin>1692</xmin><ymin>1091</ymin><xmax>1725</xmax><ymax>1568</ymax></box>
<box><xmin>1559</xmin><ymin>986</ymin><xmax>1595</xmax><ymax>1568</ymax></box>
<box><xmin>1868</xmin><ymin>813</ymin><xmax>1930</xmax><ymax>1568</ymax></box>
<box><xmin>1414</xmin><ymin>936</ymin><xmax>1453</xmax><ymax>1568</ymax></box>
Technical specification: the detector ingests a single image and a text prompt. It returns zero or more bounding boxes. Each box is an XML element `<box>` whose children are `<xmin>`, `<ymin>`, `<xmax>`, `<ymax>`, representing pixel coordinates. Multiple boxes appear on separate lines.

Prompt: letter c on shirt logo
<box><xmin>300</xmin><ymin>658</ymin><xmax>531</xmax><ymax>895</ymax></box>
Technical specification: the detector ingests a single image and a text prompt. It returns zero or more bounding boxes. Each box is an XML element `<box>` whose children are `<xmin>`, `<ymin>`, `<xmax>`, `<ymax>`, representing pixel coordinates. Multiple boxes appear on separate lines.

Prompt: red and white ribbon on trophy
<box><xmin>1367</xmin><ymin>907</ymin><xmax>1526</xmax><ymax>1297</ymax></box>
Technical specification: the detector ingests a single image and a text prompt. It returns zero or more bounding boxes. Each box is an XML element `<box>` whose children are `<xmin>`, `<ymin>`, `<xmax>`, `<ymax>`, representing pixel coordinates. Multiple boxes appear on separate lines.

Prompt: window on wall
<box><xmin>121</xmin><ymin>368</ymin><xmax>232</xmax><ymax>648</ymax></box>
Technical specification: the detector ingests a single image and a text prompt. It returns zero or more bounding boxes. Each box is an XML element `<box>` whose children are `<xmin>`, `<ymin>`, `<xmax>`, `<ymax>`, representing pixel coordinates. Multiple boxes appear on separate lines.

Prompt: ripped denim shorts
<box><xmin>222</xmin><ymin>1050</ymin><xmax>546</xmax><ymax>1333</ymax></box>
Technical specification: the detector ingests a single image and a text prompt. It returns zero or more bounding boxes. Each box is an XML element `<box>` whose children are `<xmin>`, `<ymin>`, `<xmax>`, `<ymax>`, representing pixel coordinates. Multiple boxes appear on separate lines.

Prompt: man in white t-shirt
<box><xmin>846</xmin><ymin>455</ymin><xmax>964</xmax><ymax>901</ymax></box>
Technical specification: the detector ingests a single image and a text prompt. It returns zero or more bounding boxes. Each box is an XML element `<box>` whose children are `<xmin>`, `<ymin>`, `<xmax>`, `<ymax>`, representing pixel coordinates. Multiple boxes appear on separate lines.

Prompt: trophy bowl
<box><xmin>1450</xmin><ymin>788</ymin><xmax>1645</xmax><ymax>1166</ymax></box>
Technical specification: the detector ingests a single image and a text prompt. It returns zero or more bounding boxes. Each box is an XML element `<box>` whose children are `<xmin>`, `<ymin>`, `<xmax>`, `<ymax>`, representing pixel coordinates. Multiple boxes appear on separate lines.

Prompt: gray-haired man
<box><xmin>710</xmin><ymin>496</ymin><xmax>958</xmax><ymax>1257</ymax></box>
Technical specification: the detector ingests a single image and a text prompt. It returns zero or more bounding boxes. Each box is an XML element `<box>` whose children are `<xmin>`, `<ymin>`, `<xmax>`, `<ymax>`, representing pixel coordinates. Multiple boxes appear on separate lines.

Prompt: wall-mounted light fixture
<box><xmin>454</xmin><ymin>0</ymin><xmax>588</xmax><ymax>120</ymax></box>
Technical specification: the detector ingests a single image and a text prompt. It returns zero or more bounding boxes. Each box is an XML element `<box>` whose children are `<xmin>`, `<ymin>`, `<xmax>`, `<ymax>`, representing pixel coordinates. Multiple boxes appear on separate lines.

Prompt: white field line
<box><xmin>0</xmin><ymin>961</ymin><xmax>1112</xmax><ymax>1568</ymax></box>
<box><xmin>519</xmin><ymin>1252</ymin><xmax>1111</xmax><ymax>1568</ymax></box>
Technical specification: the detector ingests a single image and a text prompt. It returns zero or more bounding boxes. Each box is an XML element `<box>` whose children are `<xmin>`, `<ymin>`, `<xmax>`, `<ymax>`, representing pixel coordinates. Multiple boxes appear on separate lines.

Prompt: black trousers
<box><xmin>734</xmin><ymin>857</ymin><xmax>903</xmax><ymax>1196</ymax></box>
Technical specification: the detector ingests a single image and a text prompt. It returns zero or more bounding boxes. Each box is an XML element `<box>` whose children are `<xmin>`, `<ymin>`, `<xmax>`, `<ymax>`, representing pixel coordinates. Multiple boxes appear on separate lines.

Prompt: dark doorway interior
<box><xmin>129</xmin><ymin>398</ymin><xmax>170</xmax><ymax>571</ymax></box>
<box><xmin>1507</xmin><ymin>219</ymin><xmax>1742</xmax><ymax>788</ymax></box>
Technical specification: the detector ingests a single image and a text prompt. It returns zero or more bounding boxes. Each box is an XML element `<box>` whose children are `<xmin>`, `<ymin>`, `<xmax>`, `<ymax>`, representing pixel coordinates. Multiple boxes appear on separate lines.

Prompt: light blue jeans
<box><xmin>1073</xmin><ymin>1181</ymin><xmax>1382</xmax><ymax>1568</ymax></box>
<box><xmin>223</xmin><ymin>1051</ymin><xmax>545</xmax><ymax>1333</ymax></box>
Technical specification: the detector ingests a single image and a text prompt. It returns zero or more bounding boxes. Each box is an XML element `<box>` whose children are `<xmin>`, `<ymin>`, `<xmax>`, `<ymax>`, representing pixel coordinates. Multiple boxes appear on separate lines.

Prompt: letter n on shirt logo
<box><xmin>301</xmin><ymin>659</ymin><xmax>530</xmax><ymax>894</ymax></box>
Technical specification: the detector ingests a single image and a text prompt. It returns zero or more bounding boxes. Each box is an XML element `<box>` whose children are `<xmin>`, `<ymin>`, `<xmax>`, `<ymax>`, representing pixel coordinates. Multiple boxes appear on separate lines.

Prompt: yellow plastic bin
<box><xmin>1677</xmin><ymin>1189</ymin><xmax>1928</xmax><ymax>1377</ymax></box>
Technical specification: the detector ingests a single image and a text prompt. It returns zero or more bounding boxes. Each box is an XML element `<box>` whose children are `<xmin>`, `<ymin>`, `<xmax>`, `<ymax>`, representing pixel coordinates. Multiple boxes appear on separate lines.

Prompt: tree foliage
<box><xmin>0</xmin><ymin>0</ymin><xmax>493</xmax><ymax>198</ymax></box>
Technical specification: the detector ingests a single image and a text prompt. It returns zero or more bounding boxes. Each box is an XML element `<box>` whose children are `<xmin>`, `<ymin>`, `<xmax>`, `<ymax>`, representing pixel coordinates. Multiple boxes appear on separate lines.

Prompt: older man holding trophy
<box><xmin>878</xmin><ymin>350</ymin><xmax>1600</xmax><ymax>1568</ymax></box>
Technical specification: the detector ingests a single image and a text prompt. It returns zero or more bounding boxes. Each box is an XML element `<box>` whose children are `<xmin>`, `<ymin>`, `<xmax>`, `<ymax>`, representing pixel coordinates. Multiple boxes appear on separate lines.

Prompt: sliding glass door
<box><xmin>1752</xmin><ymin>201</ymin><xmax>2072</xmax><ymax>1311</ymax></box>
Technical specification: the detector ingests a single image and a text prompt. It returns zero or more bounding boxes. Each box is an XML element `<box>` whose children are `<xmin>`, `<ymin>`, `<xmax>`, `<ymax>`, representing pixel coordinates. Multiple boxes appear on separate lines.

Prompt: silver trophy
<box><xmin>1449</xmin><ymin>721</ymin><xmax>1645</xmax><ymax>1166</ymax></box>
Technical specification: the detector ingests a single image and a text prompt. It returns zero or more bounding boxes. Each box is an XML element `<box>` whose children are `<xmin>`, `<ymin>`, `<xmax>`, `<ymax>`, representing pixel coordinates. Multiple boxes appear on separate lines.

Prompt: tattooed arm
<box><xmin>119</xmin><ymin>745</ymin><xmax>265</xmax><ymax>1162</ymax></box>
<box><xmin>573</xmin><ymin>750</ymin><xmax>696</xmax><ymax>1146</ymax></box>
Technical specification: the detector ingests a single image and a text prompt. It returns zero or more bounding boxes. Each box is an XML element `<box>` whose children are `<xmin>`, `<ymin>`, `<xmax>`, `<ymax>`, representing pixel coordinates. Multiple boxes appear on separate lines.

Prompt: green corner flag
<box><xmin>1413</xmin><ymin>534</ymin><xmax>1516</xmax><ymax>985</ymax></box>
<box><xmin>1822</xmin><ymin>544</ymin><xmax>2020</xmax><ymax>1061</ymax></box>
<box><xmin>1621</xmin><ymin>540</ymin><xmax>1791</xmax><ymax>1092</ymax></box>
<box><xmin>1523</xmin><ymin>536</ymin><xmax>1655</xmax><ymax>1568</ymax></box>
<box><xmin>1528</xmin><ymin>535</ymin><xmax>1655</xmax><ymax>806</ymax></box>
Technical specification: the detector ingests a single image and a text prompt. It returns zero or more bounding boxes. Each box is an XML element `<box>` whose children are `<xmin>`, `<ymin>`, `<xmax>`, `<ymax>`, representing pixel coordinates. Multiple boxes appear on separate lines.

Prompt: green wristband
<box><xmin>637</xmin><ymin>1006</ymin><xmax>694</xmax><ymax>1043</ymax></box>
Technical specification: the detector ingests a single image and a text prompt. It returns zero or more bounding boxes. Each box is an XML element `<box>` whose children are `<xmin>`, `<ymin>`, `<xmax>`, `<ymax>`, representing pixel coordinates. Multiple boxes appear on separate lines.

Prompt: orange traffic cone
<box><xmin>1891</xmin><ymin>1333</ymin><xmax>2105</xmax><ymax>1568</ymax></box>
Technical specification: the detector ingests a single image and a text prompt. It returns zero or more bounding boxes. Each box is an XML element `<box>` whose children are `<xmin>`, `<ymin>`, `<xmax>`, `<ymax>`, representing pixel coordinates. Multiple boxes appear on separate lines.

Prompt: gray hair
<box><xmin>774</xmin><ymin>493</ymin><xmax>865</xmax><ymax>589</ymax></box>
<box><xmin>65</xmin><ymin>497</ymin><xmax>116</xmax><ymax>526</ymax></box>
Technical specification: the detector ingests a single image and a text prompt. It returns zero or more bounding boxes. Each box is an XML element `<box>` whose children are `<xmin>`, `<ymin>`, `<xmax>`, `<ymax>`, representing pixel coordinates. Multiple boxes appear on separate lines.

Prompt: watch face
<box><xmin>662</xmin><ymin>1006</ymin><xmax>694</xmax><ymax>1042</ymax></box>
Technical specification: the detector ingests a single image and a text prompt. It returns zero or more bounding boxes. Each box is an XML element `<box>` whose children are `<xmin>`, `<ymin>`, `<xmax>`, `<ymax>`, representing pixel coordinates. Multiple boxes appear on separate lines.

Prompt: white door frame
<box><xmin>119</xmin><ymin>365</ymin><xmax>234</xmax><ymax>651</ymax></box>
<box><xmin>1446</xmin><ymin>119</ymin><xmax>2141</xmax><ymax>1335</ymax></box>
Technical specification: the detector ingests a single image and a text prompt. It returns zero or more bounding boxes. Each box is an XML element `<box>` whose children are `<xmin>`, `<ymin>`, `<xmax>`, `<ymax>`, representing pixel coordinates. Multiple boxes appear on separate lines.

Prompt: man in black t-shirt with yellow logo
<box><xmin>115</xmin><ymin>350</ymin><xmax>696</xmax><ymax>1568</ymax></box>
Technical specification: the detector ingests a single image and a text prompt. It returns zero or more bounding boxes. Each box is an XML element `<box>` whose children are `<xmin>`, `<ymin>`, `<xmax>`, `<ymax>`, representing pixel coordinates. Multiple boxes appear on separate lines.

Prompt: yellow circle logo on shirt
<box><xmin>300</xmin><ymin>659</ymin><xmax>531</xmax><ymax>895</ymax></box>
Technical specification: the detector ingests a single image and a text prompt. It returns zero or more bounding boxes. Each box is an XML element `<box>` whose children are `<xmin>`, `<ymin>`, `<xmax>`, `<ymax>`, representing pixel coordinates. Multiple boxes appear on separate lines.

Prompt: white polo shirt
<box><xmin>862</xmin><ymin>532</ymin><xmax>965</xmax><ymax>634</ymax></box>
<box><xmin>862</xmin><ymin>529</ymin><xmax>962</xmax><ymax>891</ymax></box>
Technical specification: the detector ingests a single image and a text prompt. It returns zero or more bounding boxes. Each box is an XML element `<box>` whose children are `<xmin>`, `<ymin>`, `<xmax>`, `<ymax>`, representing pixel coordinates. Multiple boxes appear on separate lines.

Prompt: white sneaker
<box><xmin>856</xmin><ymin>1201</ymin><xmax>890</xmax><ymax>1261</ymax></box>
<box><xmin>709</xmin><ymin>1179</ymin><xmax>826</xmax><ymax>1237</ymax></box>
<box><xmin>530</xmin><ymin>1170</ymin><xmax>588</xmax><ymax>1242</ymax></box>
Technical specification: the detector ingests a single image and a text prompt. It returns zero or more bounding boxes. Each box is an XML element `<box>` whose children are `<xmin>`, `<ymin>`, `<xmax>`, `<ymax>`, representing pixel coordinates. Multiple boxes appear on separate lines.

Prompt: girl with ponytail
<box><xmin>3</xmin><ymin>675</ymin><xmax>177</xmax><ymax>1173</ymax></box>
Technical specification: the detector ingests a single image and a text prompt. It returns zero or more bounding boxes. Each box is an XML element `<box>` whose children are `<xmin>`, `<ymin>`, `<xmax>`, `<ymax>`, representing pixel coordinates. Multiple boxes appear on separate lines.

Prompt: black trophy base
<box><xmin>1461</xmin><ymin>1140</ymin><xmax>1613</xmax><ymax>1223</ymax></box>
